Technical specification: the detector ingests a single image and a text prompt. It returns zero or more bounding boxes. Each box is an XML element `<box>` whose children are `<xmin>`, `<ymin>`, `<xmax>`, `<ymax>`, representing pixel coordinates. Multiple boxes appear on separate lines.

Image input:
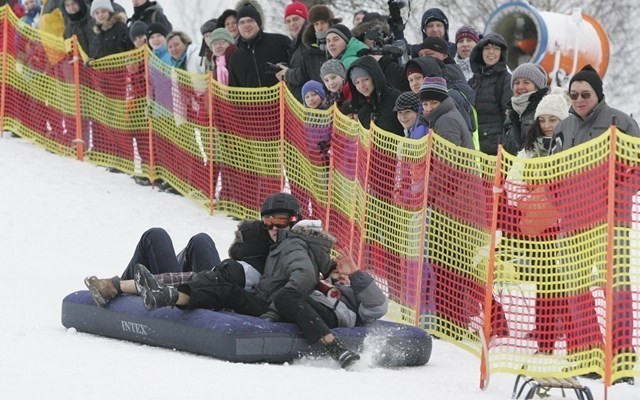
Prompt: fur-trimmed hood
<box><xmin>93</xmin><ymin>11</ymin><xmax>127</xmax><ymax>34</ymax></box>
<box><xmin>351</xmin><ymin>19</ymin><xmax>390</xmax><ymax>43</ymax></box>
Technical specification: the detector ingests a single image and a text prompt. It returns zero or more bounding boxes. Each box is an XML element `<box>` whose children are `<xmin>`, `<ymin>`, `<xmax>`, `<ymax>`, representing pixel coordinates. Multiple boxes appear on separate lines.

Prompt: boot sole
<box><xmin>84</xmin><ymin>276</ymin><xmax>107</xmax><ymax>307</ymax></box>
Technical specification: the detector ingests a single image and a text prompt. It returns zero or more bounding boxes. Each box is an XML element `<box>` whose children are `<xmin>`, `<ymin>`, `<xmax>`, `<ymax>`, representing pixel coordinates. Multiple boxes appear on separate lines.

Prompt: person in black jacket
<box><xmin>89</xmin><ymin>0</ymin><xmax>130</xmax><ymax>59</ymax></box>
<box><xmin>61</xmin><ymin>0</ymin><xmax>93</xmax><ymax>56</ymax></box>
<box><xmin>127</xmin><ymin>0</ymin><xmax>172</xmax><ymax>33</ymax></box>
<box><xmin>347</xmin><ymin>55</ymin><xmax>403</xmax><ymax>136</ymax></box>
<box><xmin>228</xmin><ymin>1</ymin><xmax>291</xmax><ymax>88</ymax></box>
<box><xmin>468</xmin><ymin>33</ymin><xmax>512</xmax><ymax>155</ymax></box>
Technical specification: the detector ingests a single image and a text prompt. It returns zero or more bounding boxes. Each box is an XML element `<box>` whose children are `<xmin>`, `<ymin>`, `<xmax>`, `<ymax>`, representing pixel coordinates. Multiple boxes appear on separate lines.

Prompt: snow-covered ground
<box><xmin>1</xmin><ymin>135</ymin><xmax>639</xmax><ymax>399</ymax></box>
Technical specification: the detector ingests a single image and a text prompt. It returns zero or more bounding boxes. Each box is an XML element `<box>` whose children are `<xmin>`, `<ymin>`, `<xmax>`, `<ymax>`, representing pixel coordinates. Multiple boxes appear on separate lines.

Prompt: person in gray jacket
<box><xmin>419</xmin><ymin>76</ymin><xmax>474</xmax><ymax>149</ymax></box>
<box><xmin>137</xmin><ymin>218</ymin><xmax>366</xmax><ymax>369</ymax></box>
<box><xmin>549</xmin><ymin>64</ymin><xmax>639</xmax><ymax>384</ymax></box>
<box><xmin>550</xmin><ymin>64</ymin><xmax>640</xmax><ymax>153</ymax></box>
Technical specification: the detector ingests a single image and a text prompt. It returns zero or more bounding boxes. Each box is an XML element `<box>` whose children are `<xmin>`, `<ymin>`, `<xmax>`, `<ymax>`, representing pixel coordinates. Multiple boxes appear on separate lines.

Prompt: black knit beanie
<box><xmin>570</xmin><ymin>64</ymin><xmax>603</xmax><ymax>102</ymax></box>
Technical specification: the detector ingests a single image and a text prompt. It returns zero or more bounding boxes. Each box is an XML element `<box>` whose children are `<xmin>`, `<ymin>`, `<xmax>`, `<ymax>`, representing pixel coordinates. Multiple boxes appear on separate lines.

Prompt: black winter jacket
<box><xmin>503</xmin><ymin>88</ymin><xmax>548</xmax><ymax>155</ymax></box>
<box><xmin>285</xmin><ymin>21</ymin><xmax>326</xmax><ymax>103</ymax></box>
<box><xmin>347</xmin><ymin>56</ymin><xmax>404</xmax><ymax>136</ymax></box>
<box><xmin>90</xmin><ymin>11</ymin><xmax>130</xmax><ymax>60</ymax></box>
<box><xmin>127</xmin><ymin>1</ymin><xmax>172</xmax><ymax>32</ymax></box>
<box><xmin>62</xmin><ymin>0</ymin><xmax>92</xmax><ymax>57</ymax></box>
<box><xmin>229</xmin><ymin>31</ymin><xmax>291</xmax><ymax>88</ymax></box>
<box><xmin>468</xmin><ymin>33</ymin><xmax>512</xmax><ymax>155</ymax></box>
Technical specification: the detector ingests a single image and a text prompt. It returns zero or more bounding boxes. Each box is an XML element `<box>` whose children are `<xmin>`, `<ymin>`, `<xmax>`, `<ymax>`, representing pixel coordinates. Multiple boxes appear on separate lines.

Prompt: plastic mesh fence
<box><xmin>1</xmin><ymin>7</ymin><xmax>638</xmax><ymax>385</ymax></box>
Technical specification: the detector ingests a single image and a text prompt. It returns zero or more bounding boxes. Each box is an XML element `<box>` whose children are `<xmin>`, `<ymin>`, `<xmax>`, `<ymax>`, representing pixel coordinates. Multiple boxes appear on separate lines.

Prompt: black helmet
<box><xmin>260</xmin><ymin>193</ymin><xmax>301</xmax><ymax>217</ymax></box>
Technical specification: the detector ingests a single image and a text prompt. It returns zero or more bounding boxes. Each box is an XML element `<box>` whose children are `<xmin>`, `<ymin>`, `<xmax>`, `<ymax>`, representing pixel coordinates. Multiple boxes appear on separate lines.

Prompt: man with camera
<box><xmin>228</xmin><ymin>1</ymin><xmax>291</xmax><ymax>88</ymax></box>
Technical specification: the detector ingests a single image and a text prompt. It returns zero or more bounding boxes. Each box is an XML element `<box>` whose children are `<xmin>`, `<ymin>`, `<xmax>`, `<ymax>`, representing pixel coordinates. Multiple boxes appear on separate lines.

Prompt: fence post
<box><xmin>414</xmin><ymin>133</ymin><xmax>434</xmax><ymax>326</ymax></box>
<box><xmin>324</xmin><ymin>106</ymin><xmax>336</xmax><ymax>229</ymax></box>
<box><xmin>72</xmin><ymin>36</ymin><xmax>83</xmax><ymax>161</ymax></box>
<box><xmin>603</xmin><ymin>125</ymin><xmax>618</xmax><ymax>389</ymax></box>
<box><xmin>278</xmin><ymin>81</ymin><xmax>286</xmax><ymax>191</ymax></box>
<box><xmin>479</xmin><ymin>145</ymin><xmax>504</xmax><ymax>389</ymax></box>
<box><xmin>0</xmin><ymin>10</ymin><xmax>8</xmax><ymax>137</ymax></box>
<box><xmin>356</xmin><ymin>123</ymin><xmax>374</xmax><ymax>269</ymax></box>
<box><xmin>143</xmin><ymin>48</ymin><xmax>155</xmax><ymax>186</ymax></box>
<box><xmin>207</xmin><ymin>71</ymin><xmax>215</xmax><ymax>215</ymax></box>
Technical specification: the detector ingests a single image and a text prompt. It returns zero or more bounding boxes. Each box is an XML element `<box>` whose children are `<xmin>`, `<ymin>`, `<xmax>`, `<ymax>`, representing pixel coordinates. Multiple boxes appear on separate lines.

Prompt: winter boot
<box><xmin>134</xmin><ymin>264</ymin><xmax>178</xmax><ymax>311</ymax></box>
<box><xmin>84</xmin><ymin>276</ymin><xmax>119</xmax><ymax>307</ymax></box>
<box><xmin>323</xmin><ymin>338</ymin><xmax>360</xmax><ymax>369</ymax></box>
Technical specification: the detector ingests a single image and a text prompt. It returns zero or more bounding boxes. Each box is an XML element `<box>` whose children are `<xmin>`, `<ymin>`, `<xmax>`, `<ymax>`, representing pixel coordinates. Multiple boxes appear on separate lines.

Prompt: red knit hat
<box><xmin>285</xmin><ymin>1</ymin><xmax>308</xmax><ymax>20</ymax></box>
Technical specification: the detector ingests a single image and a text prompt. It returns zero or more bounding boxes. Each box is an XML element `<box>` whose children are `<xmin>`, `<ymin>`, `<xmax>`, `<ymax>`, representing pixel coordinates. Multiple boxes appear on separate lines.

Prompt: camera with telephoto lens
<box><xmin>360</xmin><ymin>26</ymin><xmax>405</xmax><ymax>58</ymax></box>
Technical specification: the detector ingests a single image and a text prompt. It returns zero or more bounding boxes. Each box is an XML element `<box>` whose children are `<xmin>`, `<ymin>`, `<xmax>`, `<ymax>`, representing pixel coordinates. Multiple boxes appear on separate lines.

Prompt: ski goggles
<box><xmin>262</xmin><ymin>214</ymin><xmax>298</xmax><ymax>230</ymax></box>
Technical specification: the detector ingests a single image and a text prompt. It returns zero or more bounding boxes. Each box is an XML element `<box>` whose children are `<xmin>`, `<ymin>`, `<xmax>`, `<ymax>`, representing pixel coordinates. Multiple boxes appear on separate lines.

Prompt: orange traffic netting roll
<box><xmin>1</xmin><ymin>7</ymin><xmax>638</xmax><ymax>386</ymax></box>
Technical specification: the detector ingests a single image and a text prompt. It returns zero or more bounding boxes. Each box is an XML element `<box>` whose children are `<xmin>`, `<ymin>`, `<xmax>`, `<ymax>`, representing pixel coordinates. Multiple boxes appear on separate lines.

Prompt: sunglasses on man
<box><xmin>569</xmin><ymin>91</ymin><xmax>592</xmax><ymax>100</ymax></box>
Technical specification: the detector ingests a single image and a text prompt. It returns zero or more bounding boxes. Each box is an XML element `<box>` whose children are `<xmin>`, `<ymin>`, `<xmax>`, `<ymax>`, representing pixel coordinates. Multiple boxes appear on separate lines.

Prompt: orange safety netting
<box><xmin>1</xmin><ymin>7</ymin><xmax>638</xmax><ymax>387</ymax></box>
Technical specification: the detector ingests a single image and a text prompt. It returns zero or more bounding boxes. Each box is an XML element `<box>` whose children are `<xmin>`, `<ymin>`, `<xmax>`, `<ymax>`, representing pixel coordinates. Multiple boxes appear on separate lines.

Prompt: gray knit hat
<box><xmin>393</xmin><ymin>91</ymin><xmax>420</xmax><ymax>112</ymax></box>
<box><xmin>326</xmin><ymin>24</ymin><xmax>351</xmax><ymax>45</ymax></box>
<box><xmin>320</xmin><ymin>59</ymin><xmax>347</xmax><ymax>80</ymax></box>
<box><xmin>349</xmin><ymin>66</ymin><xmax>370</xmax><ymax>82</ymax></box>
<box><xmin>90</xmin><ymin>0</ymin><xmax>113</xmax><ymax>15</ymax></box>
<box><xmin>129</xmin><ymin>21</ymin><xmax>148</xmax><ymax>43</ymax></box>
<box><xmin>208</xmin><ymin>28</ymin><xmax>235</xmax><ymax>46</ymax></box>
<box><xmin>419</xmin><ymin>76</ymin><xmax>449</xmax><ymax>102</ymax></box>
<box><xmin>510</xmin><ymin>63</ymin><xmax>548</xmax><ymax>90</ymax></box>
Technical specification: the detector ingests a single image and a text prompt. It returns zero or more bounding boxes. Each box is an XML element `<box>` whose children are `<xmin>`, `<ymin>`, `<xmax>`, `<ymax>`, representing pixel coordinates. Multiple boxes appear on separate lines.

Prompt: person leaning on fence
<box><xmin>347</xmin><ymin>55</ymin><xmax>404</xmax><ymax>136</ymax></box>
<box><xmin>502</xmin><ymin>63</ymin><xmax>549</xmax><ymax>155</ymax></box>
<box><xmin>128</xmin><ymin>20</ymin><xmax>147</xmax><ymax>49</ymax></box>
<box><xmin>61</xmin><ymin>0</ymin><xmax>93</xmax><ymax>56</ymax></box>
<box><xmin>504</xmin><ymin>89</ymin><xmax>569</xmax><ymax>355</ymax></box>
<box><xmin>228</xmin><ymin>0</ymin><xmax>291</xmax><ymax>88</ymax></box>
<box><xmin>548</xmin><ymin>65</ymin><xmax>639</xmax><ymax>384</ymax></box>
<box><xmin>197</xmin><ymin>18</ymin><xmax>217</xmax><ymax>72</ymax></box>
<box><xmin>145</xmin><ymin>22</ymin><xmax>170</xmax><ymax>64</ymax></box>
<box><xmin>394</xmin><ymin>91</ymin><xmax>429</xmax><ymax>140</ymax></box>
<box><xmin>320</xmin><ymin>59</ymin><xmax>351</xmax><ymax>108</ymax></box>
<box><xmin>419</xmin><ymin>76</ymin><xmax>473</xmax><ymax>148</ymax></box>
<box><xmin>84</xmin><ymin>192</ymin><xmax>300</xmax><ymax>307</ymax></box>
<box><xmin>468</xmin><ymin>33</ymin><xmax>512</xmax><ymax>155</ymax></box>
<box><xmin>205</xmin><ymin>28</ymin><xmax>236</xmax><ymax>85</ymax></box>
<box><xmin>88</xmin><ymin>0</ymin><xmax>130</xmax><ymax>60</ymax></box>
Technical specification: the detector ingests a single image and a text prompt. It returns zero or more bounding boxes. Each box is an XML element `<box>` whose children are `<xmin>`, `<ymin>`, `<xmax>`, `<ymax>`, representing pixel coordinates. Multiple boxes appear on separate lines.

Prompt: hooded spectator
<box><xmin>20</xmin><ymin>0</ymin><xmax>40</xmax><ymax>27</ymax></box>
<box><xmin>228</xmin><ymin>0</ymin><xmax>291</xmax><ymax>88</ymax></box>
<box><xmin>127</xmin><ymin>0</ymin><xmax>172</xmax><ymax>36</ymax></box>
<box><xmin>419</xmin><ymin>76</ymin><xmax>473</xmax><ymax>148</ymax></box>
<box><xmin>352</xmin><ymin>9</ymin><xmax>367</xmax><ymax>27</ymax></box>
<box><xmin>454</xmin><ymin>25</ymin><xmax>479</xmax><ymax>81</ymax></box>
<box><xmin>89</xmin><ymin>0</ymin><xmax>130</xmax><ymax>59</ymax></box>
<box><xmin>61</xmin><ymin>0</ymin><xmax>92</xmax><ymax>56</ymax></box>
<box><xmin>216</xmin><ymin>8</ymin><xmax>239</xmax><ymax>40</ymax></box>
<box><xmin>410</xmin><ymin>8</ymin><xmax>456</xmax><ymax>58</ymax></box>
<box><xmin>468</xmin><ymin>33</ymin><xmax>512</xmax><ymax>155</ymax></box>
<box><xmin>502</xmin><ymin>63</ymin><xmax>549</xmax><ymax>155</ymax></box>
<box><xmin>347</xmin><ymin>56</ymin><xmax>403</xmax><ymax>135</ymax></box>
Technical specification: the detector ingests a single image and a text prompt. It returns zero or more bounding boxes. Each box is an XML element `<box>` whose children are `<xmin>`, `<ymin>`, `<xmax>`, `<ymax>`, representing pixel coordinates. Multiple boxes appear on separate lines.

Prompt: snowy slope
<box><xmin>1</xmin><ymin>135</ymin><xmax>638</xmax><ymax>399</ymax></box>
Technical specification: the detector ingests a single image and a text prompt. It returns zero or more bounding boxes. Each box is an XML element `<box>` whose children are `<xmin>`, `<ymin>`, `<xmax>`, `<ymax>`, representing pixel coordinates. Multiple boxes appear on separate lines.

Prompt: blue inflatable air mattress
<box><xmin>61</xmin><ymin>291</ymin><xmax>432</xmax><ymax>367</ymax></box>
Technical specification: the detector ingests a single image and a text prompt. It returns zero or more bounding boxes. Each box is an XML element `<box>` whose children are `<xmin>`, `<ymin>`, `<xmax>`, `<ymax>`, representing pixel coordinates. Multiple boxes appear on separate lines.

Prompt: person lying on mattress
<box><xmin>135</xmin><ymin>219</ymin><xmax>388</xmax><ymax>369</ymax></box>
<box><xmin>84</xmin><ymin>192</ymin><xmax>302</xmax><ymax>307</ymax></box>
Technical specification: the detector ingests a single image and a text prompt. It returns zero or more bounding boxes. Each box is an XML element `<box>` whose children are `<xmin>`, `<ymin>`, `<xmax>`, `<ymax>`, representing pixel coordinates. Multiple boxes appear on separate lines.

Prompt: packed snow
<box><xmin>1</xmin><ymin>134</ymin><xmax>638</xmax><ymax>399</ymax></box>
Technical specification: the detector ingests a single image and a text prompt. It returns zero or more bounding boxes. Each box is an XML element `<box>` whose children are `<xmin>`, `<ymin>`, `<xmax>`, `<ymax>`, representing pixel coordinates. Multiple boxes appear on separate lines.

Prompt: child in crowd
<box><xmin>89</xmin><ymin>0</ymin><xmax>129</xmax><ymax>60</ymax></box>
<box><xmin>320</xmin><ymin>59</ymin><xmax>351</xmax><ymax>108</ymax></box>
<box><xmin>302</xmin><ymin>80</ymin><xmax>328</xmax><ymax>110</ymax></box>
<box><xmin>146</xmin><ymin>22</ymin><xmax>171</xmax><ymax>64</ymax></box>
